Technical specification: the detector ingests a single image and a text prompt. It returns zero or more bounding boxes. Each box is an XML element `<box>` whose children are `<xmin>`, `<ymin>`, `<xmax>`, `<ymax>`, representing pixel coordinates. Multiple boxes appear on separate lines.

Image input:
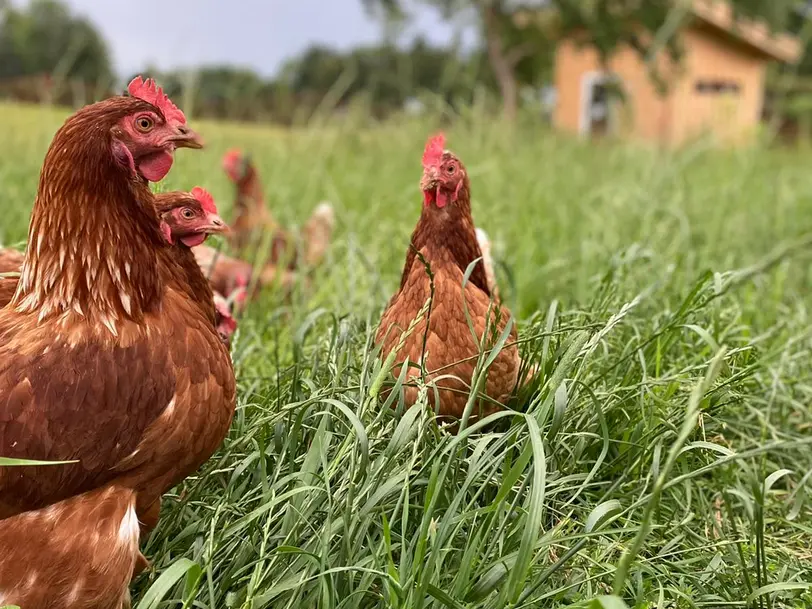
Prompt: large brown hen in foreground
<box><xmin>0</xmin><ymin>192</ymin><xmax>237</xmax><ymax>540</ymax></box>
<box><xmin>375</xmin><ymin>134</ymin><xmax>519</xmax><ymax>424</ymax></box>
<box><xmin>0</xmin><ymin>79</ymin><xmax>235</xmax><ymax>607</ymax></box>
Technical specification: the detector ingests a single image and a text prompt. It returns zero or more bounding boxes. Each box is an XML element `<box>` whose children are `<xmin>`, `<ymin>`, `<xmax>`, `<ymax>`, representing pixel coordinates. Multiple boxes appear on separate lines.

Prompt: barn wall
<box><xmin>670</xmin><ymin>25</ymin><xmax>767</xmax><ymax>145</ymax></box>
<box><xmin>553</xmin><ymin>38</ymin><xmax>675</xmax><ymax>143</ymax></box>
<box><xmin>553</xmin><ymin>24</ymin><xmax>771</xmax><ymax>146</ymax></box>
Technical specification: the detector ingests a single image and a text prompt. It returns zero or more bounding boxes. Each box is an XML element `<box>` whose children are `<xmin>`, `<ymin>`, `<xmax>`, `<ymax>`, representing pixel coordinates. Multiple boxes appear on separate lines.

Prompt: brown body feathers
<box><xmin>0</xmin><ymin>486</ymin><xmax>139</xmax><ymax>609</ymax></box>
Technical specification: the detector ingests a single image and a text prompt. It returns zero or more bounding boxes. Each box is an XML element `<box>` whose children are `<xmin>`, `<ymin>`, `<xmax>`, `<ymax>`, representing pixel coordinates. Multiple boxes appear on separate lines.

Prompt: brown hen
<box><xmin>376</xmin><ymin>134</ymin><xmax>519</xmax><ymax>424</ymax></box>
<box><xmin>0</xmin><ymin>79</ymin><xmax>235</xmax><ymax>606</ymax></box>
<box><xmin>222</xmin><ymin>148</ymin><xmax>336</xmax><ymax>268</ymax></box>
<box><xmin>192</xmin><ymin>242</ymin><xmax>297</xmax><ymax>305</ymax></box>
<box><xmin>131</xmin><ymin>186</ymin><xmax>232</xmax><ymax>540</ymax></box>
<box><xmin>155</xmin><ymin>189</ymin><xmax>238</xmax><ymax>343</ymax></box>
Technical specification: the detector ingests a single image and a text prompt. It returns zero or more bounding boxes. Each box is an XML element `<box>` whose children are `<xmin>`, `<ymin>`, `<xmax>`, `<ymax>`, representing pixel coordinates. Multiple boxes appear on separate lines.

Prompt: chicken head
<box><xmin>157</xmin><ymin>187</ymin><xmax>229</xmax><ymax>248</ymax></box>
<box><xmin>109</xmin><ymin>76</ymin><xmax>204</xmax><ymax>183</ymax></box>
<box><xmin>420</xmin><ymin>132</ymin><xmax>467</xmax><ymax>209</ymax></box>
<box><xmin>222</xmin><ymin>148</ymin><xmax>252</xmax><ymax>184</ymax></box>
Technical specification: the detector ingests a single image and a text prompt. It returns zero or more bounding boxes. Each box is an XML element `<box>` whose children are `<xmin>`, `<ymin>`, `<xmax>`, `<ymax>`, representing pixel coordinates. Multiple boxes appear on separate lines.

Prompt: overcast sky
<box><xmin>47</xmin><ymin>0</ymin><xmax>461</xmax><ymax>78</ymax></box>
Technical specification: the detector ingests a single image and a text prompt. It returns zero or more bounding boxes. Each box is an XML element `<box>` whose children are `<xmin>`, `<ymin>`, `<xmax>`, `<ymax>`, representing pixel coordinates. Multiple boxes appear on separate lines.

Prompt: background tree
<box><xmin>0</xmin><ymin>0</ymin><xmax>113</xmax><ymax>102</ymax></box>
<box><xmin>129</xmin><ymin>39</ymin><xmax>493</xmax><ymax>124</ymax></box>
<box><xmin>362</xmin><ymin>0</ymin><xmax>555</xmax><ymax>120</ymax></box>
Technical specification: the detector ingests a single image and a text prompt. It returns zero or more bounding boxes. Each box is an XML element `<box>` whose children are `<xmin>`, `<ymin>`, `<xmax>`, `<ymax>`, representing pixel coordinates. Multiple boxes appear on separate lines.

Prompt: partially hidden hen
<box><xmin>222</xmin><ymin>148</ymin><xmax>336</xmax><ymax>268</ymax></box>
<box><xmin>192</xmin><ymin>242</ymin><xmax>296</xmax><ymax>306</ymax></box>
<box><xmin>0</xmin><ymin>78</ymin><xmax>236</xmax><ymax>607</ymax></box>
<box><xmin>375</xmin><ymin>133</ymin><xmax>520</xmax><ymax>423</ymax></box>
<box><xmin>130</xmin><ymin>186</ymin><xmax>234</xmax><ymax>544</ymax></box>
<box><xmin>213</xmin><ymin>290</ymin><xmax>239</xmax><ymax>346</ymax></box>
<box><xmin>154</xmin><ymin>187</ymin><xmax>239</xmax><ymax>347</ymax></box>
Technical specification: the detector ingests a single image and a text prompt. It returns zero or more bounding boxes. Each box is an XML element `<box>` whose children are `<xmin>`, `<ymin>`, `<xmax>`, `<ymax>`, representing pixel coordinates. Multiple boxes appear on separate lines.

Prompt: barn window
<box><xmin>695</xmin><ymin>80</ymin><xmax>741</xmax><ymax>94</ymax></box>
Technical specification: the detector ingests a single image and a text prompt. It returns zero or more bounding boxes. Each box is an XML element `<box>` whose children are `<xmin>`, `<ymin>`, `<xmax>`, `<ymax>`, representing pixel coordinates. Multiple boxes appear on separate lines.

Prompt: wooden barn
<box><xmin>553</xmin><ymin>0</ymin><xmax>802</xmax><ymax>146</ymax></box>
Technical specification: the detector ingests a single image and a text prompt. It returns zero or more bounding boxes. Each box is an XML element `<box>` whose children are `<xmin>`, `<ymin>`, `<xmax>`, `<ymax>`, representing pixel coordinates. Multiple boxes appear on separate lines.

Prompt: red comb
<box><xmin>127</xmin><ymin>76</ymin><xmax>186</xmax><ymax>125</ymax></box>
<box><xmin>222</xmin><ymin>148</ymin><xmax>242</xmax><ymax>165</ymax></box>
<box><xmin>422</xmin><ymin>132</ymin><xmax>445</xmax><ymax>169</ymax></box>
<box><xmin>191</xmin><ymin>187</ymin><xmax>217</xmax><ymax>214</ymax></box>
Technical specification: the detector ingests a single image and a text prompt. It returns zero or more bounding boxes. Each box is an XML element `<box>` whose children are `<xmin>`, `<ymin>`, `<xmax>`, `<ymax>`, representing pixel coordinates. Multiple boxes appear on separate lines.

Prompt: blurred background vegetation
<box><xmin>3</xmin><ymin>0</ymin><xmax>812</xmax><ymax>134</ymax></box>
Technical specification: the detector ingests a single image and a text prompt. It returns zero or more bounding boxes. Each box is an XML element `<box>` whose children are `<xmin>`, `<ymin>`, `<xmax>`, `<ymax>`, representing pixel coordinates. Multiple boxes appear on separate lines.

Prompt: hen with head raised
<box><xmin>376</xmin><ymin>133</ymin><xmax>519</xmax><ymax>425</ymax></box>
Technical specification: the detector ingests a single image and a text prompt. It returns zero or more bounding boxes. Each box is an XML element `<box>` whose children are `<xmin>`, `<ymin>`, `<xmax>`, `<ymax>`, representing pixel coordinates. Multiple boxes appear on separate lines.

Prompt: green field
<box><xmin>2</xmin><ymin>101</ymin><xmax>812</xmax><ymax>608</ymax></box>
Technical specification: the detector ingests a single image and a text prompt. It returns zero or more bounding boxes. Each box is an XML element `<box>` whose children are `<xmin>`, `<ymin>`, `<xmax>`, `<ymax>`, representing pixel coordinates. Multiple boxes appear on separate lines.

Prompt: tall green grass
<box><xmin>1</xmin><ymin>101</ymin><xmax>811</xmax><ymax>608</ymax></box>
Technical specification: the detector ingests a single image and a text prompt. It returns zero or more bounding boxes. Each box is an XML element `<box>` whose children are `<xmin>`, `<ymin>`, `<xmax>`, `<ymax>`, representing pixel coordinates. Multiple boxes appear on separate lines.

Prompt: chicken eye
<box><xmin>181</xmin><ymin>208</ymin><xmax>195</xmax><ymax>219</ymax></box>
<box><xmin>446</xmin><ymin>164</ymin><xmax>456</xmax><ymax>174</ymax></box>
<box><xmin>135</xmin><ymin>116</ymin><xmax>154</xmax><ymax>133</ymax></box>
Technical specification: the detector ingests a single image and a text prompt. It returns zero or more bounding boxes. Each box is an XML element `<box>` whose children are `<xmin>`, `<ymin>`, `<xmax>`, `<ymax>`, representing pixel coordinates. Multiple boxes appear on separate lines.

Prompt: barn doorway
<box><xmin>580</xmin><ymin>73</ymin><xmax>623</xmax><ymax>138</ymax></box>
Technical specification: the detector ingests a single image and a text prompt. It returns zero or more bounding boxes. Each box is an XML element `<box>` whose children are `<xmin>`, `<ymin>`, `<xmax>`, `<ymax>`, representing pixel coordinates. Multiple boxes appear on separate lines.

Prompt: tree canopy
<box><xmin>362</xmin><ymin>0</ymin><xmax>556</xmax><ymax>119</ymax></box>
<box><xmin>128</xmin><ymin>38</ymin><xmax>497</xmax><ymax>125</ymax></box>
<box><xmin>364</xmin><ymin>0</ymin><xmax>805</xmax><ymax>114</ymax></box>
<box><xmin>0</xmin><ymin>0</ymin><xmax>113</xmax><ymax>103</ymax></box>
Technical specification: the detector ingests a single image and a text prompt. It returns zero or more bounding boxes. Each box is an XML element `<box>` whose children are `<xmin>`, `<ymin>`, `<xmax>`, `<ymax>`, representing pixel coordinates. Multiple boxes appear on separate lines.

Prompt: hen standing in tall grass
<box><xmin>0</xmin><ymin>79</ymin><xmax>236</xmax><ymax>608</ymax></box>
<box><xmin>376</xmin><ymin>134</ymin><xmax>519</xmax><ymax>424</ymax></box>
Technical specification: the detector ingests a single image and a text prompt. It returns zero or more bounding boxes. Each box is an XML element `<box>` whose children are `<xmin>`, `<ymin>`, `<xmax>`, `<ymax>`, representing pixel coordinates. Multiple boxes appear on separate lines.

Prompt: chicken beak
<box><xmin>419</xmin><ymin>166</ymin><xmax>438</xmax><ymax>192</ymax></box>
<box><xmin>198</xmin><ymin>212</ymin><xmax>230</xmax><ymax>236</ymax></box>
<box><xmin>170</xmin><ymin>124</ymin><xmax>205</xmax><ymax>150</ymax></box>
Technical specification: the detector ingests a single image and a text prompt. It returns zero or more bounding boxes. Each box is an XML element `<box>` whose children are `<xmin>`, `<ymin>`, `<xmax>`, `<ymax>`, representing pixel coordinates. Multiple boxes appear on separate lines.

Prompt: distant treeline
<box><xmin>123</xmin><ymin>42</ymin><xmax>515</xmax><ymax>125</ymax></box>
<box><xmin>0</xmin><ymin>0</ymin><xmax>559</xmax><ymax>123</ymax></box>
<box><xmin>0</xmin><ymin>0</ymin><xmax>113</xmax><ymax>105</ymax></box>
<box><xmin>3</xmin><ymin>0</ymin><xmax>812</xmax><ymax>128</ymax></box>
<box><xmin>0</xmin><ymin>0</ymin><xmax>534</xmax><ymax>123</ymax></box>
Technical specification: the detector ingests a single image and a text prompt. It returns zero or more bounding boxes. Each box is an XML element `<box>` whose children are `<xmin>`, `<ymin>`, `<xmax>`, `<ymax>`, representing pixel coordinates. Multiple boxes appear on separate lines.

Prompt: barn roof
<box><xmin>520</xmin><ymin>0</ymin><xmax>802</xmax><ymax>64</ymax></box>
<box><xmin>687</xmin><ymin>0</ymin><xmax>801</xmax><ymax>63</ymax></box>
